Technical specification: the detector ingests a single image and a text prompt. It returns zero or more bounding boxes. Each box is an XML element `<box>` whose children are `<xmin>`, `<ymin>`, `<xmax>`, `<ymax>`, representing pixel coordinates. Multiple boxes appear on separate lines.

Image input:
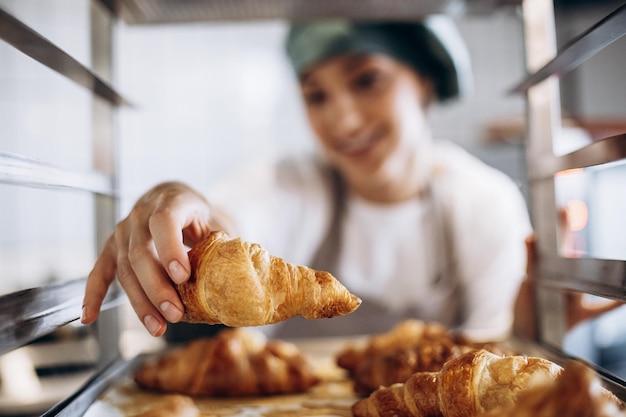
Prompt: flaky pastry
<box><xmin>352</xmin><ymin>349</ymin><xmax>562</xmax><ymax>417</ymax></box>
<box><xmin>134</xmin><ymin>327</ymin><xmax>320</xmax><ymax>397</ymax></box>
<box><xmin>479</xmin><ymin>360</ymin><xmax>625</xmax><ymax>417</ymax></box>
<box><xmin>177</xmin><ymin>231</ymin><xmax>361</xmax><ymax>327</ymax></box>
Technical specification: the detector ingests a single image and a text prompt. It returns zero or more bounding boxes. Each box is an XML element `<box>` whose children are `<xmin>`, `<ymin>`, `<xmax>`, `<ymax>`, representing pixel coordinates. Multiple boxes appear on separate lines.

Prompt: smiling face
<box><xmin>300</xmin><ymin>53</ymin><xmax>435</xmax><ymax>202</ymax></box>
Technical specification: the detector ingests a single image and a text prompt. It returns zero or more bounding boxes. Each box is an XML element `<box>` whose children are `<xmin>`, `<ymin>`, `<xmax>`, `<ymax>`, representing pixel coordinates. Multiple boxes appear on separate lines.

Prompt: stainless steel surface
<box><xmin>42</xmin><ymin>357</ymin><xmax>139</xmax><ymax>417</ymax></box>
<box><xmin>0</xmin><ymin>277</ymin><xmax>124</xmax><ymax>357</ymax></box>
<box><xmin>511</xmin><ymin>2</ymin><xmax>626</xmax><ymax>93</ymax></box>
<box><xmin>522</xmin><ymin>0</ymin><xmax>626</xmax><ymax>357</ymax></box>
<box><xmin>537</xmin><ymin>257</ymin><xmax>626</xmax><ymax>300</ymax></box>
<box><xmin>0</xmin><ymin>3</ymin><xmax>125</xmax><ymax>414</ymax></box>
<box><xmin>0</xmin><ymin>152</ymin><xmax>115</xmax><ymax>196</ymax></box>
<box><xmin>91</xmin><ymin>0</ymin><xmax>124</xmax><ymax>370</ymax></box>
<box><xmin>521</xmin><ymin>0</ymin><xmax>566</xmax><ymax>347</ymax></box>
<box><xmin>116</xmin><ymin>0</ymin><xmax>522</xmax><ymax>24</ymax></box>
<box><xmin>0</xmin><ymin>5</ymin><xmax>130</xmax><ymax>106</ymax></box>
<box><xmin>529</xmin><ymin>133</ymin><xmax>626</xmax><ymax>180</ymax></box>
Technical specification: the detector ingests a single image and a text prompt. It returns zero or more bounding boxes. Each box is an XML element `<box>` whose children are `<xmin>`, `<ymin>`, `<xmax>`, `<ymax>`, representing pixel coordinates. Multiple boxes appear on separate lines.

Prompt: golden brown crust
<box><xmin>351</xmin><ymin>371</ymin><xmax>442</xmax><ymax>417</ymax></box>
<box><xmin>439</xmin><ymin>349</ymin><xmax>562</xmax><ymax>417</ymax></box>
<box><xmin>336</xmin><ymin>320</ymin><xmax>519</xmax><ymax>396</ymax></box>
<box><xmin>352</xmin><ymin>349</ymin><xmax>563</xmax><ymax>417</ymax></box>
<box><xmin>479</xmin><ymin>360</ymin><xmax>626</xmax><ymax>417</ymax></box>
<box><xmin>336</xmin><ymin>320</ymin><xmax>452</xmax><ymax>373</ymax></box>
<box><xmin>177</xmin><ymin>231</ymin><xmax>361</xmax><ymax>327</ymax></box>
<box><xmin>352</xmin><ymin>337</ymin><xmax>465</xmax><ymax>395</ymax></box>
<box><xmin>134</xmin><ymin>328</ymin><xmax>320</xmax><ymax>397</ymax></box>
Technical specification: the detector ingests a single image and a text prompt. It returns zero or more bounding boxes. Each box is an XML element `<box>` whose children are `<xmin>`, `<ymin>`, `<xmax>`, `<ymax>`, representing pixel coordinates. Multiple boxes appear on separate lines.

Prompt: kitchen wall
<box><xmin>0</xmin><ymin>0</ymin><xmax>97</xmax><ymax>295</ymax></box>
<box><xmin>115</xmin><ymin>11</ymin><xmax>529</xmax><ymax>216</ymax></box>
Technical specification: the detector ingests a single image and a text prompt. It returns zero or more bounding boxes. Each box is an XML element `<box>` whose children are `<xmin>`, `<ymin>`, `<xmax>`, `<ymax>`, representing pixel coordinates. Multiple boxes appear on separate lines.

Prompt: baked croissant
<box><xmin>479</xmin><ymin>360</ymin><xmax>625</xmax><ymax>417</ymax></box>
<box><xmin>134</xmin><ymin>327</ymin><xmax>321</xmax><ymax>397</ymax></box>
<box><xmin>351</xmin><ymin>337</ymin><xmax>466</xmax><ymax>395</ymax></box>
<box><xmin>352</xmin><ymin>349</ymin><xmax>563</xmax><ymax>417</ymax></box>
<box><xmin>177</xmin><ymin>231</ymin><xmax>361</xmax><ymax>326</ymax></box>
<box><xmin>337</xmin><ymin>320</ymin><xmax>517</xmax><ymax>395</ymax></box>
<box><xmin>336</xmin><ymin>320</ymin><xmax>452</xmax><ymax>374</ymax></box>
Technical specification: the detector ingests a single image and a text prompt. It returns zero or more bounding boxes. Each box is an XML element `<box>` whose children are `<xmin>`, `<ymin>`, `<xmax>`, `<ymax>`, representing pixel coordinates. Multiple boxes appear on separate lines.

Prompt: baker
<box><xmin>81</xmin><ymin>17</ymin><xmax>543</xmax><ymax>341</ymax></box>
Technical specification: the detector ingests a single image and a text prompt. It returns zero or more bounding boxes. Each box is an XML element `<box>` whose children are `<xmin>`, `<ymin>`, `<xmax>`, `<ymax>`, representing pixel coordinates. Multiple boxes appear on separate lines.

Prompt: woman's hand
<box><xmin>513</xmin><ymin>234</ymin><xmax>623</xmax><ymax>340</ymax></box>
<box><xmin>81</xmin><ymin>182</ymin><xmax>229</xmax><ymax>337</ymax></box>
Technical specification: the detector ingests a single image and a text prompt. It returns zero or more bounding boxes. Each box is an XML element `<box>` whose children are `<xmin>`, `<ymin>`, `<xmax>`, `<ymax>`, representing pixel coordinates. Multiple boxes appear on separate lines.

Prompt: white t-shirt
<box><xmin>208</xmin><ymin>140</ymin><xmax>531</xmax><ymax>340</ymax></box>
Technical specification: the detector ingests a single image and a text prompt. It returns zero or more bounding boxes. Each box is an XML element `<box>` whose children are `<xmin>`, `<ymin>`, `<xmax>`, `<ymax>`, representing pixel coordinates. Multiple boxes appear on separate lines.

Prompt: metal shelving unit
<box><xmin>0</xmin><ymin>2</ymin><xmax>127</xmax><ymax>414</ymax></box>
<box><xmin>1</xmin><ymin>0</ymin><xmax>625</xmax><ymax>414</ymax></box>
<box><xmin>0</xmin><ymin>6</ymin><xmax>130</xmax><ymax>107</ymax></box>
<box><xmin>518</xmin><ymin>0</ymin><xmax>626</xmax><ymax>385</ymax></box>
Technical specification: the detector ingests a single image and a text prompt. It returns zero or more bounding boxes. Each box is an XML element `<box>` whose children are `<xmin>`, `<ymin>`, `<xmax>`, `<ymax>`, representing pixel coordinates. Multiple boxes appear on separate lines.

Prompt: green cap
<box><xmin>285</xmin><ymin>17</ymin><xmax>472</xmax><ymax>102</ymax></box>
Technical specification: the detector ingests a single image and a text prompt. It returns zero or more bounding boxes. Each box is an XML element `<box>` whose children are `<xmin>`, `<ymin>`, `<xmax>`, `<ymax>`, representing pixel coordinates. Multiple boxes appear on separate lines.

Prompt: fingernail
<box><xmin>143</xmin><ymin>315</ymin><xmax>163</xmax><ymax>336</ymax></box>
<box><xmin>160</xmin><ymin>301</ymin><xmax>183</xmax><ymax>323</ymax></box>
<box><xmin>168</xmin><ymin>260</ymin><xmax>188</xmax><ymax>284</ymax></box>
<box><xmin>80</xmin><ymin>306</ymin><xmax>88</xmax><ymax>324</ymax></box>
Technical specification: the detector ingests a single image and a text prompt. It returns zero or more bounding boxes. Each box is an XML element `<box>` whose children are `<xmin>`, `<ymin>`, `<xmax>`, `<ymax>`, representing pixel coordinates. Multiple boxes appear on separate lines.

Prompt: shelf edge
<box><xmin>0</xmin><ymin>6</ymin><xmax>131</xmax><ymax>107</ymax></box>
<box><xmin>528</xmin><ymin>133</ymin><xmax>626</xmax><ymax>180</ymax></box>
<box><xmin>510</xmin><ymin>3</ymin><xmax>626</xmax><ymax>93</ymax></box>
<box><xmin>0</xmin><ymin>152</ymin><xmax>117</xmax><ymax>196</ymax></box>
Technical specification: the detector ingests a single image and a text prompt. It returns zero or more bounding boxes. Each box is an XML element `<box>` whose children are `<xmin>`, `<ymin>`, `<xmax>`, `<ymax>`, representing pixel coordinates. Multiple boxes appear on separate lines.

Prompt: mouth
<box><xmin>335</xmin><ymin>128</ymin><xmax>385</xmax><ymax>158</ymax></box>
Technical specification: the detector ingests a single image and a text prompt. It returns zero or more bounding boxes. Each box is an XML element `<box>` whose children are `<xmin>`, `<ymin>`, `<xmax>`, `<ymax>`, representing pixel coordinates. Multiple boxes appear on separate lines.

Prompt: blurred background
<box><xmin>0</xmin><ymin>0</ymin><xmax>534</xmax><ymax>296</ymax></box>
<box><xmin>1</xmin><ymin>0</ymin><xmax>625</xmax><ymax>414</ymax></box>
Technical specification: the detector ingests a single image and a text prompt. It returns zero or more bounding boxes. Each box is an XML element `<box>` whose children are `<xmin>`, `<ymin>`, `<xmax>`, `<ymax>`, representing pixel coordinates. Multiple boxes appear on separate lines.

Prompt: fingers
<box><xmin>524</xmin><ymin>233</ymin><xmax>537</xmax><ymax>279</ymax></box>
<box><xmin>82</xmin><ymin>182</ymin><xmax>214</xmax><ymax>337</ymax></box>
<box><xmin>566</xmin><ymin>292</ymin><xmax>624</xmax><ymax>330</ymax></box>
<box><xmin>126</xmin><ymin>216</ymin><xmax>185</xmax><ymax>330</ymax></box>
<box><xmin>82</xmin><ymin>235</ymin><xmax>118</xmax><ymax>325</ymax></box>
<box><xmin>149</xmin><ymin>202</ymin><xmax>193</xmax><ymax>284</ymax></box>
<box><xmin>149</xmin><ymin>189</ymin><xmax>212</xmax><ymax>283</ymax></box>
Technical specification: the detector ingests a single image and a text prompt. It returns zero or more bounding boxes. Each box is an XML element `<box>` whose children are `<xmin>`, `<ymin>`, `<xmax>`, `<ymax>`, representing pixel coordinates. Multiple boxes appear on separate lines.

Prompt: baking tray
<box><xmin>44</xmin><ymin>334</ymin><xmax>626</xmax><ymax>416</ymax></box>
<box><xmin>80</xmin><ymin>337</ymin><xmax>362</xmax><ymax>417</ymax></box>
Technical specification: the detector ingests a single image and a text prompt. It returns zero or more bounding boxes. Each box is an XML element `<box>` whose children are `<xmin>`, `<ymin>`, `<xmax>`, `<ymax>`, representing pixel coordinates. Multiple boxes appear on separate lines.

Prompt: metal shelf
<box><xmin>537</xmin><ymin>256</ymin><xmax>626</xmax><ymax>302</ymax></box>
<box><xmin>117</xmin><ymin>0</ymin><xmax>522</xmax><ymax>24</ymax></box>
<box><xmin>0</xmin><ymin>6</ymin><xmax>131</xmax><ymax>107</ymax></box>
<box><xmin>530</xmin><ymin>133</ymin><xmax>626</xmax><ymax>180</ymax></box>
<box><xmin>41</xmin><ymin>356</ymin><xmax>139</xmax><ymax>417</ymax></box>
<box><xmin>0</xmin><ymin>152</ymin><xmax>116</xmax><ymax>196</ymax></box>
<box><xmin>0</xmin><ymin>277</ymin><xmax>124</xmax><ymax>356</ymax></box>
<box><xmin>511</xmin><ymin>2</ymin><xmax>626</xmax><ymax>93</ymax></box>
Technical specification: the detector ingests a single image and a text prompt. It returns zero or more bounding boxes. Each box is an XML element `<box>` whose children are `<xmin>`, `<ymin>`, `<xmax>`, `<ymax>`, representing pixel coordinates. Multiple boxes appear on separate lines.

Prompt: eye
<box><xmin>352</xmin><ymin>68</ymin><xmax>384</xmax><ymax>91</ymax></box>
<box><xmin>303</xmin><ymin>89</ymin><xmax>326</xmax><ymax>106</ymax></box>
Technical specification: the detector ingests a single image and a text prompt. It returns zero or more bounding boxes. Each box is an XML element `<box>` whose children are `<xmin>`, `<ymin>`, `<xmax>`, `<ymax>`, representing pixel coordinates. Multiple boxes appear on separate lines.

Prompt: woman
<box><xmin>81</xmin><ymin>17</ymin><xmax>532</xmax><ymax>341</ymax></box>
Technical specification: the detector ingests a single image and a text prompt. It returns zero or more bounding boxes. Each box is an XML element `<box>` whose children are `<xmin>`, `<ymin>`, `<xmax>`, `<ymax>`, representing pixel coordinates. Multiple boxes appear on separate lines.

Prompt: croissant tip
<box><xmin>350</xmin><ymin>295</ymin><xmax>363</xmax><ymax>311</ymax></box>
<box><xmin>336</xmin><ymin>295</ymin><xmax>362</xmax><ymax>317</ymax></box>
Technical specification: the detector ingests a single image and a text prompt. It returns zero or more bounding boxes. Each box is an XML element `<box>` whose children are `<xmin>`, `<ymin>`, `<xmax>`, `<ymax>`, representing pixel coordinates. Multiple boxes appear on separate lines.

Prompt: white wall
<box><xmin>0</xmin><ymin>0</ymin><xmax>97</xmax><ymax>294</ymax></box>
<box><xmin>116</xmin><ymin>20</ymin><xmax>315</xmax><ymax>215</ymax></box>
<box><xmin>115</xmin><ymin>13</ymin><xmax>529</xmax><ymax>215</ymax></box>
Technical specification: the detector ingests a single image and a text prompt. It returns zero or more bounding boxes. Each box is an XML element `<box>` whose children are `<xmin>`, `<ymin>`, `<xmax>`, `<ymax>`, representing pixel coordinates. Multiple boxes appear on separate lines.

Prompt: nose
<box><xmin>324</xmin><ymin>93</ymin><xmax>364</xmax><ymax>139</ymax></box>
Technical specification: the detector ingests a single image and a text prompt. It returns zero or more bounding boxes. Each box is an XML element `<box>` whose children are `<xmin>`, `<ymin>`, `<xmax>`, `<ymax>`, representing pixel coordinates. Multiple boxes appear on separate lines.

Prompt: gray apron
<box><xmin>272</xmin><ymin>167</ymin><xmax>463</xmax><ymax>338</ymax></box>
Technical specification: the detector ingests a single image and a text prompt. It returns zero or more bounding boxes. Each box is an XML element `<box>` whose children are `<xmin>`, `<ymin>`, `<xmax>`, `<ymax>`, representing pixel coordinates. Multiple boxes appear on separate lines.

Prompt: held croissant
<box><xmin>352</xmin><ymin>349</ymin><xmax>563</xmax><ymax>417</ymax></box>
<box><xmin>177</xmin><ymin>231</ymin><xmax>361</xmax><ymax>327</ymax></box>
<box><xmin>134</xmin><ymin>327</ymin><xmax>321</xmax><ymax>397</ymax></box>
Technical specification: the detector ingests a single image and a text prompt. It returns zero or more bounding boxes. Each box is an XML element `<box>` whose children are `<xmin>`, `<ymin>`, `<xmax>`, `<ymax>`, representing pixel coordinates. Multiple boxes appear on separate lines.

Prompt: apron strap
<box><xmin>309</xmin><ymin>166</ymin><xmax>346</xmax><ymax>275</ymax></box>
<box><xmin>273</xmin><ymin>168</ymin><xmax>462</xmax><ymax>338</ymax></box>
